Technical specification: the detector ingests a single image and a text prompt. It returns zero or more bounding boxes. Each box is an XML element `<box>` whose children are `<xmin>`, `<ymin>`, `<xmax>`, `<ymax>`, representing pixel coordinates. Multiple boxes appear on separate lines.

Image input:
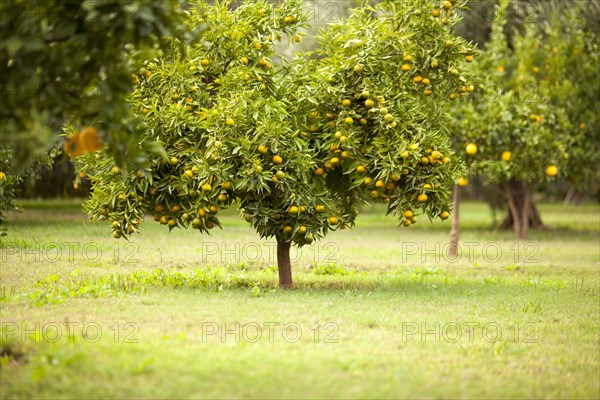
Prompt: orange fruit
<box><xmin>315</xmin><ymin>168</ymin><xmax>325</xmax><ymax>176</ymax></box>
<box><xmin>546</xmin><ymin>165</ymin><xmax>558</xmax><ymax>177</ymax></box>
<box><xmin>501</xmin><ymin>151</ymin><xmax>511</xmax><ymax>161</ymax></box>
<box><xmin>272</xmin><ymin>155</ymin><xmax>283</xmax><ymax>164</ymax></box>
<box><xmin>417</xmin><ymin>194</ymin><xmax>428</xmax><ymax>203</ymax></box>
<box><xmin>375</xmin><ymin>180</ymin><xmax>385</xmax><ymax>188</ymax></box>
<box><xmin>440</xmin><ymin>211</ymin><xmax>450</xmax><ymax>220</ymax></box>
<box><xmin>328</xmin><ymin>216</ymin><xmax>338</xmax><ymax>225</ymax></box>
<box><xmin>315</xmin><ymin>205</ymin><xmax>325</xmax><ymax>212</ymax></box>
<box><xmin>404</xmin><ymin>210</ymin><xmax>413</xmax><ymax>218</ymax></box>
<box><xmin>288</xmin><ymin>206</ymin><xmax>299</xmax><ymax>215</ymax></box>
<box><xmin>226</xmin><ymin>117</ymin><xmax>235</xmax><ymax>126</ymax></box>
<box><xmin>465</xmin><ymin>143</ymin><xmax>477</xmax><ymax>155</ymax></box>
<box><xmin>458</xmin><ymin>177</ymin><xmax>468</xmax><ymax>186</ymax></box>
<box><xmin>63</xmin><ymin>134</ymin><xmax>85</xmax><ymax>157</ymax></box>
<box><xmin>356</xmin><ymin>166</ymin><xmax>366</xmax><ymax>173</ymax></box>
<box><xmin>79</xmin><ymin>127</ymin><xmax>102</xmax><ymax>151</ymax></box>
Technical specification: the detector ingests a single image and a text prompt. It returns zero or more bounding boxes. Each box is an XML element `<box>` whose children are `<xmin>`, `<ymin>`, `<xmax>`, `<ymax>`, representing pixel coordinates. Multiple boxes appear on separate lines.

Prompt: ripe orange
<box><xmin>417</xmin><ymin>194</ymin><xmax>428</xmax><ymax>203</ymax></box>
<box><xmin>288</xmin><ymin>206</ymin><xmax>299</xmax><ymax>215</ymax></box>
<box><xmin>171</xmin><ymin>205</ymin><xmax>181</xmax><ymax>213</ymax></box>
<box><xmin>365</xmin><ymin>99</ymin><xmax>375</xmax><ymax>108</ymax></box>
<box><xmin>328</xmin><ymin>216</ymin><xmax>338</xmax><ymax>224</ymax></box>
<box><xmin>283</xmin><ymin>226</ymin><xmax>293</xmax><ymax>234</ymax></box>
<box><xmin>222</xmin><ymin>181</ymin><xmax>232</xmax><ymax>190</ymax></box>
<box><xmin>170</xmin><ymin>157</ymin><xmax>179</xmax><ymax>165</ymax></box>
<box><xmin>209</xmin><ymin>205</ymin><xmax>218</xmax><ymax>213</ymax></box>
<box><xmin>403</xmin><ymin>219</ymin><xmax>412</xmax><ymax>227</ymax></box>
<box><xmin>79</xmin><ymin>127</ymin><xmax>102</xmax><ymax>151</ymax></box>
<box><xmin>440</xmin><ymin>211</ymin><xmax>450</xmax><ymax>220</ymax></box>
<box><xmin>422</xmin><ymin>78</ymin><xmax>431</xmax><ymax>85</ymax></box>
<box><xmin>364</xmin><ymin>177</ymin><xmax>373</xmax><ymax>185</ymax></box>
<box><xmin>424</xmin><ymin>89</ymin><xmax>432</xmax><ymax>96</ymax></box>
<box><xmin>330</xmin><ymin>157</ymin><xmax>340</xmax><ymax>165</ymax></box>
<box><xmin>375</xmin><ymin>180</ymin><xmax>385</xmax><ymax>188</ymax></box>
<box><xmin>432</xmin><ymin>9</ymin><xmax>440</xmax><ymax>17</ymax></box>
<box><xmin>341</xmin><ymin>99</ymin><xmax>351</xmax><ymax>107</ymax></box>
<box><xmin>465</xmin><ymin>143</ymin><xmax>477</xmax><ymax>155</ymax></box>
<box><xmin>344</xmin><ymin>117</ymin><xmax>354</xmax><ymax>124</ymax></box>
<box><xmin>184</xmin><ymin>170</ymin><xmax>194</xmax><ymax>179</ymax></box>
<box><xmin>168</xmin><ymin>219</ymin><xmax>177</xmax><ymax>228</ymax></box>
<box><xmin>201</xmin><ymin>59</ymin><xmax>209</xmax><ymax>67</ymax></box>
<box><xmin>465</xmin><ymin>55</ymin><xmax>474</xmax><ymax>63</ymax></box>
<box><xmin>501</xmin><ymin>151</ymin><xmax>511</xmax><ymax>161</ymax></box>
<box><xmin>580</xmin><ymin>122</ymin><xmax>585</xmax><ymax>129</ymax></box>
<box><xmin>315</xmin><ymin>168</ymin><xmax>325</xmax><ymax>176</ymax></box>
<box><xmin>546</xmin><ymin>165</ymin><xmax>558</xmax><ymax>177</ymax></box>
<box><xmin>413</xmin><ymin>76</ymin><xmax>423</xmax><ymax>83</ymax></box>
<box><xmin>0</xmin><ymin>172</ymin><xmax>5</xmax><ymax>181</ymax></box>
<box><xmin>404</xmin><ymin>210</ymin><xmax>413</xmax><ymax>218</ymax></box>
<box><xmin>202</xmin><ymin>183</ymin><xmax>212</xmax><ymax>192</ymax></box>
<box><xmin>272</xmin><ymin>155</ymin><xmax>283</xmax><ymax>164</ymax></box>
<box><xmin>198</xmin><ymin>209</ymin><xmax>206</xmax><ymax>217</ymax></box>
<box><xmin>226</xmin><ymin>117</ymin><xmax>235</xmax><ymax>126</ymax></box>
<box><xmin>356</xmin><ymin>166</ymin><xmax>366</xmax><ymax>173</ymax></box>
<box><xmin>160</xmin><ymin>216</ymin><xmax>168</xmax><ymax>225</ymax></box>
<box><xmin>64</xmin><ymin>134</ymin><xmax>85</xmax><ymax>157</ymax></box>
<box><xmin>401</xmin><ymin>64</ymin><xmax>411</xmax><ymax>71</ymax></box>
<box><xmin>458</xmin><ymin>177</ymin><xmax>468</xmax><ymax>186</ymax></box>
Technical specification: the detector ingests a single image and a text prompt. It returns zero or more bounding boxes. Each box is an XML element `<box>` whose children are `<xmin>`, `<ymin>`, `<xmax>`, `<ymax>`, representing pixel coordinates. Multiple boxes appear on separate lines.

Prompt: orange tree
<box><xmin>77</xmin><ymin>0</ymin><xmax>475</xmax><ymax>288</ymax></box>
<box><xmin>447</xmin><ymin>0</ymin><xmax>594</xmax><ymax>240</ymax></box>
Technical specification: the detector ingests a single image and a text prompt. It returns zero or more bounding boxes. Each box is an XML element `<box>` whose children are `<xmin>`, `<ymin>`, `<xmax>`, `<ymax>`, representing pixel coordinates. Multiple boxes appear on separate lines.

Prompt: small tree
<box><xmin>79</xmin><ymin>0</ymin><xmax>475</xmax><ymax>288</ymax></box>
<box><xmin>448</xmin><ymin>0</ymin><xmax>592</xmax><ymax>240</ymax></box>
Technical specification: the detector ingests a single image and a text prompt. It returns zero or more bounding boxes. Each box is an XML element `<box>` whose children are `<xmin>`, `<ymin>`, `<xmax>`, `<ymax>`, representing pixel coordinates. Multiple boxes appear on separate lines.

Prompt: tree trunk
<box><xmin>500</xmin><ymin>183</ymin><xmax>544</xmax><ymax>232</ymax></box>
<box><xmin>448</xmin><ymin>185</ymin><xmax>460</xmax><ymax>258</ymax></box>
<box><xmin>277</xmin><ymin>240</ymin><xmax>293</xmax><ymax>289</ymax></box>
<box><xmin>501</xmin><ymin>179</ymin><xmax>537</xmax><ymax>239</ymax></box>
<box><xmin>563</xmin><ymin>188</ymin><xmax>583</xmax><ymax>206</ymax></box>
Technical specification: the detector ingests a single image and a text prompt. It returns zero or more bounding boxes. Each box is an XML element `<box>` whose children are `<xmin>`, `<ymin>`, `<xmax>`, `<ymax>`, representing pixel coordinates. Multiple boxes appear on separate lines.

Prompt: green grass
<box><xmin>1</xmin><ymin>200</ymin><xmax>599</xmax><ymax>399</ymax></box>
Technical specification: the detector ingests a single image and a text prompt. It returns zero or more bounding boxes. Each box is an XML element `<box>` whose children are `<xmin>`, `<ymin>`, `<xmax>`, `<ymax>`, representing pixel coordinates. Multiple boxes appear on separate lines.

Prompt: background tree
<box><xmin>78</xmin><ymin>0</ymin><xmax>475</xmax><ymax>288</ymax></box>
<box><xmin>0</xmin><ymin>0</ymin><xmax>187</xmax><ymax>228</ymax></box>
<box><xmin>449</xmin><ymin>0</ymin><xmax>598</xmax><ymax>241</ymax></box>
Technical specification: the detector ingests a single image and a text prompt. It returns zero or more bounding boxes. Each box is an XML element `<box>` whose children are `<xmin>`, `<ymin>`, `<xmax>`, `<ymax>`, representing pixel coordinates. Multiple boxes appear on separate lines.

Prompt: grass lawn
<box><xmin>1</xmin><ymin>200</ymin><xmax>599</xmax><ymax>399</ymax></box>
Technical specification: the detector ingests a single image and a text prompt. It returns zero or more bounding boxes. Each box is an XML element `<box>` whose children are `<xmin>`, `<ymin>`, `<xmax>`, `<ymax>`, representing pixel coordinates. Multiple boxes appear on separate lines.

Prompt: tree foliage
<box><xmin>77</xmin><ymin>0</ymin><xmax>475</xmax><ymax>286</ymax></box>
